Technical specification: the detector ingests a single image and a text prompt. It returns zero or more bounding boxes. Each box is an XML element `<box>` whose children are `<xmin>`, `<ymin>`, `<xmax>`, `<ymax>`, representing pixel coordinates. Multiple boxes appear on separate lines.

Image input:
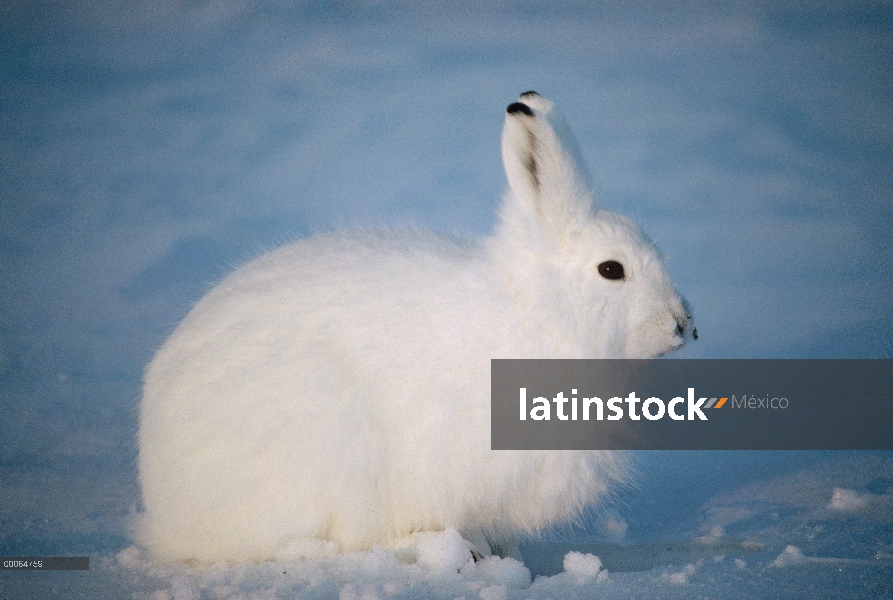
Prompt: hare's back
<box><xmin>144</xmin><ymin>231</ymin><xmax>492</xmax><ymax>415</ymax></box>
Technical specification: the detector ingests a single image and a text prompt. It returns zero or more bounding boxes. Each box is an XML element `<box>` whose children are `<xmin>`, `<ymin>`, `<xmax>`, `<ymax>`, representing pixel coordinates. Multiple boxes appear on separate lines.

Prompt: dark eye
<box><xmin>597</xmin><ymin>260</ymin><xmax>625</xmax><ymax>280</ymax></box>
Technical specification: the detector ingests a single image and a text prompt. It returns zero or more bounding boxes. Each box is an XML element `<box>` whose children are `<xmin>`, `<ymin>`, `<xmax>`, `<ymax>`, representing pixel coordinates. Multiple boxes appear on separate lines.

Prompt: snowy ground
<box><xmin>1</xmin><ymin>2</ymin><xmax>891</xmax><ymax>598</ymax></box>
<box><xmin>3</xmin><ymin>452</ymin><xmax>892</xmax><ymax>599</ymax></box>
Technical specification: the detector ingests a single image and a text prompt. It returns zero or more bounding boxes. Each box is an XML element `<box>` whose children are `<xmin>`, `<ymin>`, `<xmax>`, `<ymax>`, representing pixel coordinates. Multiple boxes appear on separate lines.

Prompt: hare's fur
<box><xmin>137</xmin><ymin>92</ymin><xmax>692</xmax><ymax>563</ymax></box>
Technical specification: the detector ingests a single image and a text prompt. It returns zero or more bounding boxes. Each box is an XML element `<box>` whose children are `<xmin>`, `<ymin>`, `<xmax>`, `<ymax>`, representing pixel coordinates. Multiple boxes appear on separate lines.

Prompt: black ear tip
<box><xmin>506</xmin><ymin>102</ymin><xmax>534</xmax><ymax>116</ymax></box>
<box><xmin>519</xmin><ymin>90</ymin><xmax>539</xmax><ymax>98</ymax></box>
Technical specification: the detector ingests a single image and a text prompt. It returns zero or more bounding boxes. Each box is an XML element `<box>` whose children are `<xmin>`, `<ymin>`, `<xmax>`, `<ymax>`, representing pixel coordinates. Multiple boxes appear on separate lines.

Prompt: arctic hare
<box><xmin>137</xmin><ymin>91</ymin><xmax>694</xmax><ymax>563</ymax></box>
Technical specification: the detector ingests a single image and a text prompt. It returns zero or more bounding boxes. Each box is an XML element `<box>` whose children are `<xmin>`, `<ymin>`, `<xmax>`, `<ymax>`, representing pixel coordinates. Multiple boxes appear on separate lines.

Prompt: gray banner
<box><xmin>491</xmin><ymin>359</ymin><xmax>893</xmax><ymax>450</ymax></box>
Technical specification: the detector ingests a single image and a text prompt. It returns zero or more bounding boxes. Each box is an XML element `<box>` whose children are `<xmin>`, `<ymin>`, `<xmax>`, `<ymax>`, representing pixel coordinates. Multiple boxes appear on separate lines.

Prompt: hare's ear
<box><xmin>500</xmin><ymin>92</ymin><xmax>595</xmax><ymax>238</ymax></box>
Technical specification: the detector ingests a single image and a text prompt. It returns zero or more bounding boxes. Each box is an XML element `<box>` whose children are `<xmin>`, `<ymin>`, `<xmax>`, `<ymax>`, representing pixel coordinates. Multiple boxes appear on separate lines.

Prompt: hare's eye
<box><xmin>597</xmin><ymin>260</ymin><xmax>625</xmax><ymax>281</ymax></box>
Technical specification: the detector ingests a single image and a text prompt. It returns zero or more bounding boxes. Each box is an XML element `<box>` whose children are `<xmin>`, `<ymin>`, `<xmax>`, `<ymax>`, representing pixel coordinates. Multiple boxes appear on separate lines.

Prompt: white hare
<box><xmin>137</xmin><ymin>91</ymin><xmax>694</xmax><ymax>564</ymax></box>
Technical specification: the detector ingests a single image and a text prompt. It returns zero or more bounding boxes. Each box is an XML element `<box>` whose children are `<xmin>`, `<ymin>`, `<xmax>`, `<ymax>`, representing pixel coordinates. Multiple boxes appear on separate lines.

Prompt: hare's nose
<box><xmin>676</xmin><ymin>317</ymin><xmax>697</xmax><ymax>340</ymax></box>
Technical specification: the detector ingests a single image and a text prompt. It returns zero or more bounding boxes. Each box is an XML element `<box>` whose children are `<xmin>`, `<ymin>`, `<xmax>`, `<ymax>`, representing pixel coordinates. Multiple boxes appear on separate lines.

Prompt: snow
<box><xmin>1</xmin><ymin>1</ymin><xmax>892</xmax><ymax>598</ymax></box>
<box><xmin>829</xmin><ymin>488</ymin><xmax>869</xmax><ymax>512</ymax></box>
<box><xmin>769</xmin><ymin>545</ymin><xmax>807</xmax><ymax>568</ymax></box>
<box><xmin>4</xmin><ymin>454</ymin><xmax>891</xmax><ymax>598</ymax></box>
<box><xmin>562</xmin><ymin>552</ymin><xmax>608</xmax><ymax>584</ymax></box>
